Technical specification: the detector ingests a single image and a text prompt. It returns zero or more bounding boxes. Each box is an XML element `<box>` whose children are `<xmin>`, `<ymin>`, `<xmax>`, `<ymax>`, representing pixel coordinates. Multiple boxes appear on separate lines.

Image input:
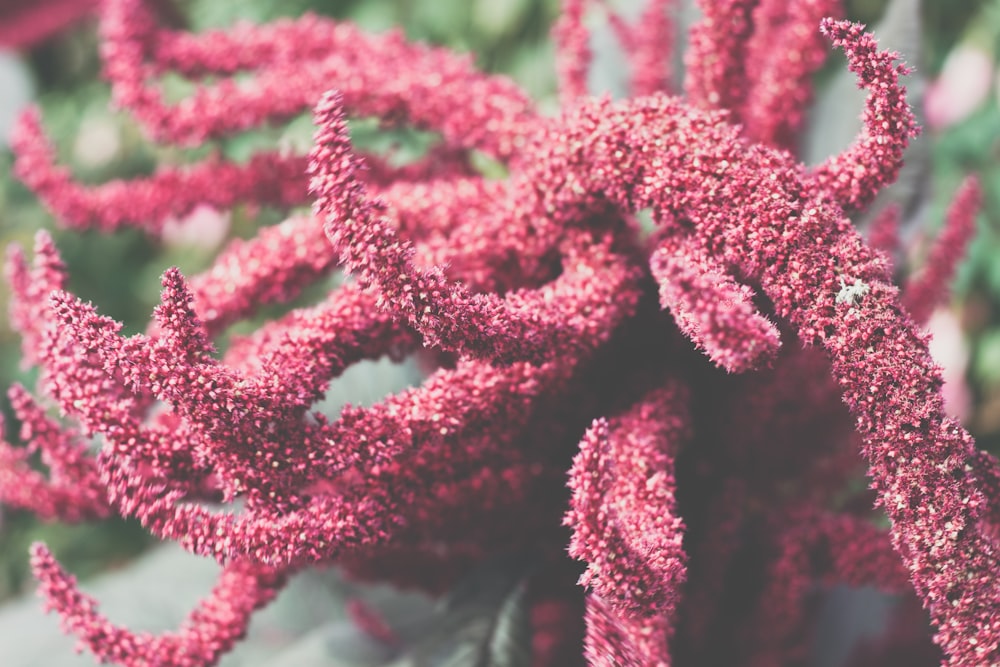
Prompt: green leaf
<box><xmin>482</xmin><ymin>583</ymin><xmax>533</xmax><ymax>667</ymax></box>
<box><xmin>381</xmin><ymin>554</ymin><xmax>535</xmax><ymax>667</ymax></box>
<box><xmin>974</xmin><ymin>329</ymin><xmax>1000</xmax><ymax>386</ymax></box>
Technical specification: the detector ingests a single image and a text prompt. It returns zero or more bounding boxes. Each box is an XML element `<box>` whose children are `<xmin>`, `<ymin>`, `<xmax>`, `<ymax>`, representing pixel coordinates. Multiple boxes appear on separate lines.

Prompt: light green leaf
<box><xmin>381</xmin><ymin>554</ymin><xmax>535</xmax><ymax>667</ymax></box>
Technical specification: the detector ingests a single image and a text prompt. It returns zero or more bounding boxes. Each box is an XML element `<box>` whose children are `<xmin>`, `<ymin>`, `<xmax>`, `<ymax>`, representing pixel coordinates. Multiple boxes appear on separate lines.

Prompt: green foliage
<box><xmin>0</xmin><ymin>511</ymin><xmax>151</xmax><ymax>602</ymax></box>
<box><xmin>381</xmin><ymin>555</ymin><xmax>534</xmax><ymax>667</ymax></box>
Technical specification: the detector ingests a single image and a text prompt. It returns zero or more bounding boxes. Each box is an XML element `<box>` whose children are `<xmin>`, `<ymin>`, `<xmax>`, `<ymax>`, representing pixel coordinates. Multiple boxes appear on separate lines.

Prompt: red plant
<box><xmin>2</xmin><ymin>0</ymin><xmax>998</xmax><ymax>665</ymax></box>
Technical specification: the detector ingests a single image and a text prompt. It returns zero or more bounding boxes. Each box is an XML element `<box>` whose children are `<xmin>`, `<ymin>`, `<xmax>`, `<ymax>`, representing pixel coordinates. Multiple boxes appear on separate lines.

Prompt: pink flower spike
<box><xmin>30</xmin><ymin>543</ymin><xmax>289</xmax><ymax>667</ymax></box>
<box><xmin>583</xmin><ymin>593</ymin><xmax>672</xmax><ymax>667</ymax></box>
<box><xmin>346</xmin><ymin>598</ymin><xmax>399</xmax><ymax>647</ymax></box>
<box><xmin>219</xmin><ymin>281</ymin><xmax>417</xmax><ymax>398</ymax></box>
<box><xmin>902</xmin><ymin>176</ymin><xmax>981</xmax><ymax>324</ymax></box>
<box><xmin>52</xmin><ymin>268</ymin><xmax>422</xmax><ymax>510</ymax></box>
<box><xmin>806</xmin><ymin>257</ymin><xmax>1000</xmax><ymax>664</ymax></box>
<box><xmin>740</xmin><ymin>0</ymin><xmax>842</xmax><ymax>151</ymax></box>
<box><xmin>553</xmin><ymin>0</ymin><xmax>592</xmax><ymax>106</ymax></box>
<box><xmin>683</xmin><ymin>0</ymin><xmax>755</xmax><ymax>114</ymax></box>
<box><xmin>98</xmin><ymin>454</ymin><xmax>402</xmax><ymax>566</ymax></box>
<box><xmin>627</xmin><ymin>0</ymin><xmax>675</xmax><ymax>97</ymax></box>
<box><xmin>100</xmin><ymin>0</ymin><xmax>536</xmax><ymax>158</ymax></box>
<box><xmin>565</xmin><ymin>381</ymin><xmax>690</xmax><ymax>620</ymax></box>
<box><xmin>0</xmin><ymin>385</ymin><xmax>109</xmax><ymax>522</ymax></box>
<box><xmin>188</xmin><ymin>215</ymin><xmax>336</xmax><ymax>335</ymax></box>
<box><xmin>5</xmin><ymin>230</ymin><xmax>67</xmax><ymax>368</ymax></box>
<box><xmin>650</xmin><ymin>232</ymin><xmax>781</xmax><ymax>373</ymax></box>
<box><xmin>865</xmin><ymin>203</ymin><xmax>901</xmax><ymax>261</ymax></box>
<box><xmin>11</xmin><ymin>108</ymin><xmax>309</xmax><ymax>234</ymax></box>
<box><xmin>152</xmin><ymin>13</ymin><xmax>363</xmax><ymax>76</ymax></box>
<box><xmin>310</xmin><ymin>90</ymin><xmax>643</xmax><ymax>365</ymax></box>
<box><xmin>808</xmin><ymin>19</ymin><xmax>919</xmax><ymax>212</ymax></box>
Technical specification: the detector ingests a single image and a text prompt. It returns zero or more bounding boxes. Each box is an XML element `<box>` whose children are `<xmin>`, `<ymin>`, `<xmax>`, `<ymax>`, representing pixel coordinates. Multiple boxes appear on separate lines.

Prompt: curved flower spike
<box><xmin>49</xmin><ymin>273</ymin><xmax>416</xmax><ymax>505</ymax></box>
<box><xmin>11</xmin><ymin>109</ymin><xmax>308</xmax><ymax>233</ymax></box>
<box><xmin>569</xmin><ymin>381</ymin><xmax>690</xmax><ymax>664</ymax></box>
<box><xmin>650</xmin><ymin>232</ymin><xmax>781</xmax><ymax>373</ymax></box>
<box><xmin>189</xmin><ymin>173</ymin><xmax>501</xmax><ymax>336</ymax></box>
<box><xmin>151</xmin><ymin>13</ymin><xmax>367</xmax><ymax>76</ymax></box>
<box><xmin>565</xmin><ymin>381</ymin><xmax>690</xmax><ymax>619</ymax></box>
<box><xmin>31</xmin><ymin>543</ymin><xmax>288</xmax><ymax>667</ymax></box>
<box><xmin>807</xmin><ymin>19</ymin><xmax>919</xmax><ymax>213</ymax></box>
<box><xmin>187</xmin><ymin>215</ymin><xmax>336</xmax><ymax>335</ymax></box>
<box><xmin>804</xmin><ymin>271</ymin><xmax>1000</xmax><ymax>665</ymax></box>
<box><xmin>98</xmin><ymin>453</ymin><xmax>402</xmax><ymax>566</ymax></box>
<box><xmin>0</xmin><ymin>385</ymin><xmax>109</xmax><ymax>522</ymax></box>
<box><xmin>100</xmin><ymin>0</ymin><xmax>536</xmax><ymax>157</ymax></box>
<box><xmin>35</xmin><ymin>284</ymin><xmax>206</xmax><ymax>491</ymax></box>
<box><xmin>310</xmin><ymin>90</ymin><xmax>644</xmax><ymax>365</ymax></box>
<box><xmin>5</xmin><ymin>230</ymin><xmax>67</xmax><ymax>367</ymax></box>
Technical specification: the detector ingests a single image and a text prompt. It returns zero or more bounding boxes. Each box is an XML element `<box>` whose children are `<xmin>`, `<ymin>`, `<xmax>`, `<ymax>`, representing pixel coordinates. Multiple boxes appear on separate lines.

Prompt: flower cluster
<box><xmin>2</xmin><ymin>0</ymin><xmax>999</xmax><ymax>665</ymax></box>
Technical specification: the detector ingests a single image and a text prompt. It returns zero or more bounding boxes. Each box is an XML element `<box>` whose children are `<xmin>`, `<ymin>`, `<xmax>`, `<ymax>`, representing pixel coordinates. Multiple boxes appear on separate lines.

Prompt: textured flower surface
<box><xmin>2</xmin><ymin>0</ymin><xmax>999</xmax><ymax>665</ymax></box>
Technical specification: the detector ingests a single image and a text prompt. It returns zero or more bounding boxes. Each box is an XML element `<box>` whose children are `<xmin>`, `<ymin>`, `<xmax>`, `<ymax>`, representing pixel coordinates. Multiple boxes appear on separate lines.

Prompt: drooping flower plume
<box><xmin>2</xmin><ymin>0</ymin><xmax>998</xmax><ymax>665</ymax></box>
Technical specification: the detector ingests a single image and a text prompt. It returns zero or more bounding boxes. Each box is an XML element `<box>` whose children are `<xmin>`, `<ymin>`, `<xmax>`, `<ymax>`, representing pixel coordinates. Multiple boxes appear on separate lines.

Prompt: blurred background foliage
<box><xmin>0</xmin><ymin>0</ymin><xmax>999</xmax><ymax>606</ymax></box>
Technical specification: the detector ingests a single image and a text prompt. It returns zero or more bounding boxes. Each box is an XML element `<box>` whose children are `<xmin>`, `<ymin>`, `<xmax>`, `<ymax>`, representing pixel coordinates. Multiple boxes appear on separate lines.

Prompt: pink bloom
<box><xmin>2</xmin><ymin>2</ymin><xmax>997</xmax><ymax>665</ymax></box>
<box><xmin>30</xmin><ymin>543</ymin><xmax>288</xmax><ymax>667</ymax></box>
<box><xmin>161</xmin><ymin>205</ymin><xmax>230</xmax><ymax>251</ymax></box>
<box><xmin>902</xmin><ymin>177</ymin><xmax>981</xmax><ymax>324</ymax></box>
<box><xmin>926</xmin><ymin>43</ymin><xmax>994</xmax><ymax>130</ymax></box>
